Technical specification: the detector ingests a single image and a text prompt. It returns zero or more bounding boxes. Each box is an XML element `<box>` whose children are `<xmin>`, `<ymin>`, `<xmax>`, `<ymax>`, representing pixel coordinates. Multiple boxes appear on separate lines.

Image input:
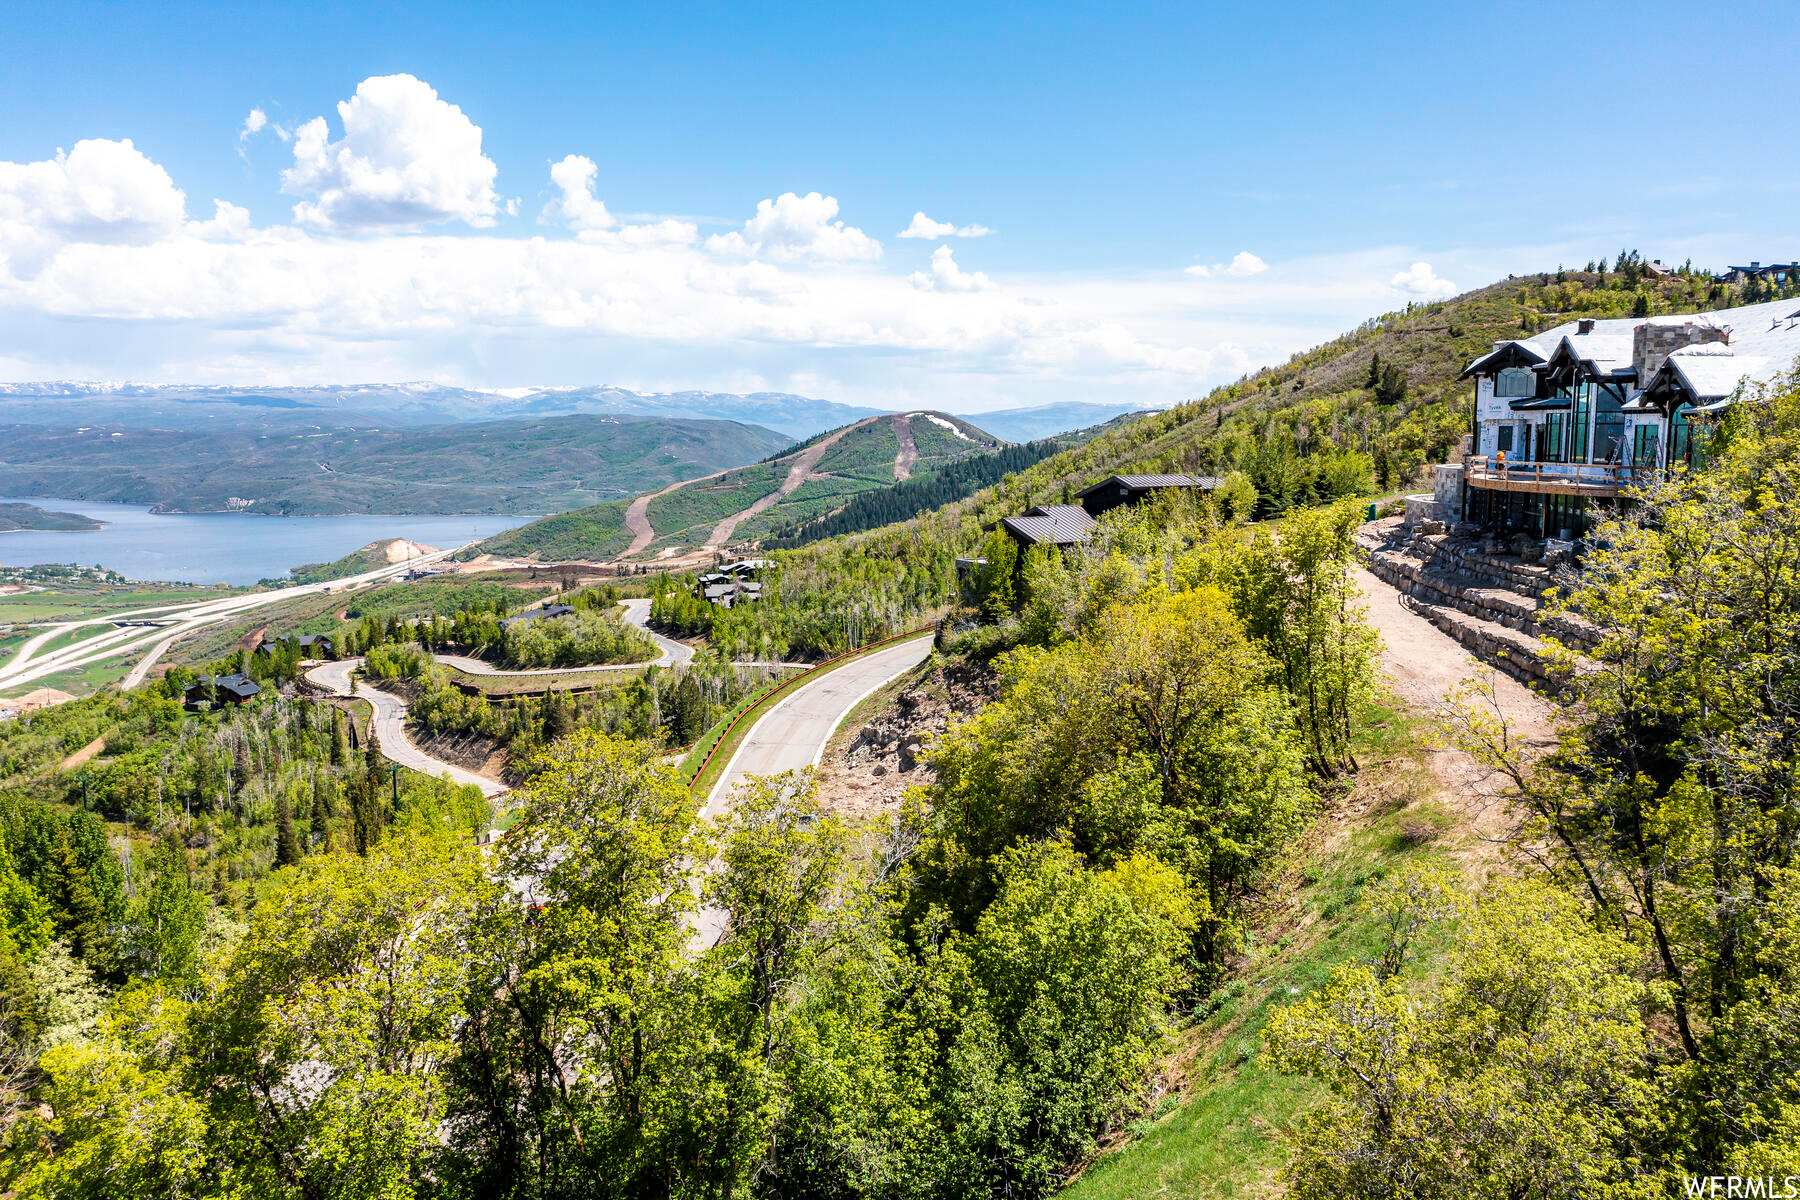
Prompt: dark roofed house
<box><xmin>184</xmin><ymin>673</ymin><xmax>261</xmax><ymax>710</ymax></box>
<box><xmin>1075</xmin><ymin>474</ymin><xmax>1219</xmax><ymax>517</ymax></box>
<box><xmin>995</xmin><ymin>504</ymin><xmax>1099</xmax><ymax>549</ymax></box>
<box><xmin>255</xmin><ymin>633</ymin><xmax>335</xmax><ymax>660</ymax></box>
<box><xmin>499</xmin><ymin>604</ymin><xmax>576</xmax><ymax>631</ymax></box>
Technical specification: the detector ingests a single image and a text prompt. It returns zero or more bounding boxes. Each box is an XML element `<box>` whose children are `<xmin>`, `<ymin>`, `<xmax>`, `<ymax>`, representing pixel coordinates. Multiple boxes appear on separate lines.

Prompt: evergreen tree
<box><xmin>275</xmin><ymin>792</ymin><xmax>301</xmax><ymax>868</ymax></box>
<box><xmin>46</xmin><ymin>836</ymin><xmax>115</xmax><ymax>979</ymax></box>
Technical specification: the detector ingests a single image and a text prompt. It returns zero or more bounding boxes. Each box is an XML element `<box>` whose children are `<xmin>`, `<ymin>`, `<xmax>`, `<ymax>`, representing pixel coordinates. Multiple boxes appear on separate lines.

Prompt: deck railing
<box><xmin>1462</xmin><ymin>455</ymin><xmax>1651</xmax><ymax>494</ymax></box>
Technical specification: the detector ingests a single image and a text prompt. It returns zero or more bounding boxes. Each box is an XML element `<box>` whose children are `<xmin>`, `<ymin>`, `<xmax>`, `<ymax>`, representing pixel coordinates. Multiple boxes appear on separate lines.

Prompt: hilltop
<box><xmin>474</xmin><ymin>410</ymin><xmax>1004</xmax><ymax>562</ymax></box>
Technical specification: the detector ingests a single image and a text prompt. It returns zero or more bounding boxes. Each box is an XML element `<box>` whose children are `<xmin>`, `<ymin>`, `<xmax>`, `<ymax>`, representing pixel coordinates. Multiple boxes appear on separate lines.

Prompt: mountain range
<box><xmin>0</xmin><ymin>382</ymin><xmax>1145</xmax><ymax>444</ymax></box>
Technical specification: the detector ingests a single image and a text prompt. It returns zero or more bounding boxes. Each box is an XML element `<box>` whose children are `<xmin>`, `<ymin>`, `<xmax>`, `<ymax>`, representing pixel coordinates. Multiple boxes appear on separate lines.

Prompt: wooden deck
<box><xmin>1462</xmin><ymin>455</ymin><xmax>1648</xmax><ymax>497</ymax></box>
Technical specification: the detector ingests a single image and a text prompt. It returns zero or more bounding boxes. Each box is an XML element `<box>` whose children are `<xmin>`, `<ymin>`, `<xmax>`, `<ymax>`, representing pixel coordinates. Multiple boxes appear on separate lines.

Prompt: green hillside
<box><xmin>833</xmin><ymin>260</ymin><xmax>1783</xmax><ymax>549</ymax></box>
<box><xmin>481</xmin><ymin>409</ymin><xmax>1004</xmax><ymax>559</ymax></box>
<box><xmin>0</xmin><ymin>502</ymin><xmax>101</xmax><ymax>532</ymax></box>
<box><xmin>0</xmin><ymin>413</ymin><xmax>793</xmax><ymax>517</ymax></box>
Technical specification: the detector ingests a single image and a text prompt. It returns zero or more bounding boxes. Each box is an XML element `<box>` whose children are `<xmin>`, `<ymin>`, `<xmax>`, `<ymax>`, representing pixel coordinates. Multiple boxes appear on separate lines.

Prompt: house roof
<box><xmin>1074</xmin><ymin>473</ymin><xmax>1216</xmax><ymax>500</ymax></box>
<box><xmin>1001</xmin><ymin>512</ymin><xmax>1096</xmax><ymax>546</ymax></box>
<box><xmin>193</xmin><ymin>673</ymin><xmax>261</xmax><ymax>699</ymax></box>
<box><xmin>499</xmin><ymin>604</ymin><xmax>576</xmax><ymax>628</ymax></box>
<box><xmin>1466</xmin><ymin>297</ymin><xmax>1800</xmax><ymax>397</ymax></box>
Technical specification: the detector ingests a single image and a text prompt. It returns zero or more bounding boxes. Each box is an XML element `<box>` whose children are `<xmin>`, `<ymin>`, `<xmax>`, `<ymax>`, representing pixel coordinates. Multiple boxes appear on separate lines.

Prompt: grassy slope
<box><xmin>832</xmin><ymin>268</ymin><xmax>1762</xmax><ymax>554</ymax></box>
<box><xmin>1063</xmin><ymin>696</ymin><xmax>1463</xmax><ymax>1200</ymax></box>
<box><xmin>0</xmin><ymin>414</ymin><xmax>792</xmax><ymax>516</ymax></box>
<box><xmin>479</xmin><ymin>411</ymin><xmax>1006</xmax><ymax>560</ymax></box>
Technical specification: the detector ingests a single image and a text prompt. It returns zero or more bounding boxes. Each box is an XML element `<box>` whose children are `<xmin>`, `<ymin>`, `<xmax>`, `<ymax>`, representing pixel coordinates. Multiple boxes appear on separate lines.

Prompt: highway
<box><xmin>0</xmin><ymin>544</ymin><xmax>470</xmax><ymax>694</ymax></box>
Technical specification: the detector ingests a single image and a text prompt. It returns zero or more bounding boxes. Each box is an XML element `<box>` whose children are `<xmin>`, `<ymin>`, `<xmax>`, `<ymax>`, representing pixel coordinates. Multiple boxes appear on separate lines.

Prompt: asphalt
<box><xmin>306</xmin><ymin>658</ymin><xmax>510</xmax><ymax>798</ymax></box>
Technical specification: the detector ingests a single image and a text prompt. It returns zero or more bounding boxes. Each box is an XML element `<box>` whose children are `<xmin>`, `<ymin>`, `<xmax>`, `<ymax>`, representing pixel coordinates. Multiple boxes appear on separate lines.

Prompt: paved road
<box><xmin>703</xmin><ymin>634</ymin><xmax>934</xmax><ymax>819</ymax></box>
<box><xmin>306</xmin><ymin>658</ymin><xmax>510</xmax><ymax>798</ymax></box>
<box><xmin>619</xmin><ymin>598</ymin><xmax>694</xmax><ymax>665</ymax></box>
<box><xmin>688</xmin><ymin>633</ymin><xmax>933</xmax><ymax>949</ymax></box>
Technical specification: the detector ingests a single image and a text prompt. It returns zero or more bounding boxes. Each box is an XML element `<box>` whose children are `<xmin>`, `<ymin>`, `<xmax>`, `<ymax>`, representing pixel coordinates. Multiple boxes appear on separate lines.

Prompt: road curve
<box><xmin>429</xmin><ymin>600</ymin><xmax>695</xmax><ymax>678</ymax></box>
<box><xmin>306</xmin><ymin>658</ymin><xmax>509</xmax><ymax>798</ymax></box>
<box><xmin>703</xmin><ymin>634</ymin><xmax>934</xmax><ymax>819</ymax></box>
<box><xmin>0</xmin><ymin>542</ymin><xmax>471</xmax><ymax>694</ymax></box>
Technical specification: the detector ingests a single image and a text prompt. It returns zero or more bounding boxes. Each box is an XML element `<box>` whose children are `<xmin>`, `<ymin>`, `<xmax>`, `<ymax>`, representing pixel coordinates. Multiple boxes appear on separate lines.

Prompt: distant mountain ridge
<box><xmin>0</xmin><ymin>382</ymin><xmax>1145</xmax><ymax>442</ymax></box>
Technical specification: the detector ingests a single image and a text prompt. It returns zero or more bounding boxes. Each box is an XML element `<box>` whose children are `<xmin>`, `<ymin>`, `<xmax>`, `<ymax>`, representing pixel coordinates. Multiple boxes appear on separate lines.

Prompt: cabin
<box><xmin>498</xmin><ymin>604</ymin><xmax>576</xmax><ymax>631</ymax></box>
<box><xmin>254</xmin><ymin>633</ymin><xmax>335</xmax><ymax>660</ymax></box>
<box><xmin>723</xmin><ymin>558</ymin><xmax>774</xmax><ymax>576</ymax></box>
<box><xmin>994</xmin><ymin>504</ymin><xmax>1098</xmax><ymax>550</ymax></box>
<box><xmin>1075</xmin><ymin>474</ymin><xmax>1220</xmax><ymax>517</ymax></box>
<box><xmin>1452</xmin><ymin>296</ymin><xmax>1800</xmax><ymax>538</ymax></box>
<box><xmin>184</xmin><ymin>673</ymin><xmax>261</xmax><ymax>710</ymax></box>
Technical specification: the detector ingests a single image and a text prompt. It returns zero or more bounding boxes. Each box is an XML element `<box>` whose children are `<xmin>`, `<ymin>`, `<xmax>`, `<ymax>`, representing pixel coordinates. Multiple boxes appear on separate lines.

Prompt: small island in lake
<box><xmin>0</xmin><ymin>501</ymin><xmax>103</xmax><ymax>532</ymax></box>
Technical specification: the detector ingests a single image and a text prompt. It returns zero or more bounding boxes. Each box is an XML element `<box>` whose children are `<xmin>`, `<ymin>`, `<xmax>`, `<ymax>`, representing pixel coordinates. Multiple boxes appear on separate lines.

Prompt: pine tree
<box><xmin>1365</xmin><ymin>352</ymin><xmax>1382</xmax><ymax>390</ymax></box>
<box><xmin>48</xmin><ymin>836</ymin><xmax>116</xmax><ymax>978</ymax></box>
<box><xmin>330</xmin><ymin>706</ymin><xmax>350</xmax><ymax>766</ymax></box>
<box><xmin>275</xmin><ymin>792</ymin><xmax>302</xmax><ymax>867</ymax></box>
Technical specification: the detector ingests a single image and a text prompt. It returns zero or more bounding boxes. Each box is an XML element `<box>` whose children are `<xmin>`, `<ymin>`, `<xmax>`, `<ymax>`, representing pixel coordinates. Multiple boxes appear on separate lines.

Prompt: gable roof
<box><xmin>1074</xmin><ymin>473</ymin><xmax>1216</xmax><ymax>499</ymax></box>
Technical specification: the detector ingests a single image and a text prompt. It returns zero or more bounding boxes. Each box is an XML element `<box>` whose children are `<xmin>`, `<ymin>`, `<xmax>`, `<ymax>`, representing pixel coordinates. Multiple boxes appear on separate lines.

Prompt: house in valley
<box><xmin>254</xmin><ymin>633</ymin><xmax>336</xmax><ymax>660</ymax></box>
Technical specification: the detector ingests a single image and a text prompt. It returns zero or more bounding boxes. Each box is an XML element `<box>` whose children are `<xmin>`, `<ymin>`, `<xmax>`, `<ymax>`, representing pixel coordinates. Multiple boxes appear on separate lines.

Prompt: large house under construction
<box><xmin>1453</xmin><ymin>296</ymin><xmax>1800</xmax><ymax>538</ymax></box>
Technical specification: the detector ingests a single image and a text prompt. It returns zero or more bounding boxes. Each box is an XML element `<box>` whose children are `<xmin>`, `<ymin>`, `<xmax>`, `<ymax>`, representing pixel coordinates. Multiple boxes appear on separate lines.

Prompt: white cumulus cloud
<box><xmin>240</xmin><ymin>109</ymin><xmax>267</xmax><ymax>140</ymax></box>
<box><xmin>281</xmin><ymin>73</ymin><xmax>499</xmax><ymax>233</ymax></box>
<box><xmin>1186</xmin><ymin>251</ymin><xmax>1267</xmax><ymax>278</ymax></box>
<box><xmin>1391</xmin><ymin>261</ymin><xmax>1456</xmax><ymax>298</ymax></box>
<box><xmin>545</xmin><ymin>154</ymin><xmax>614</xmax><ymax>231</ymax></box>
<box><xmin>0</xmin><ymin>138</ymin><xmax>188</xmax><ymax>275</ymax></box>
<box><xmin>187</xmin><ymin>199</ymin><xmax>252</xmax><ymax>240</ymax></box>
<box><xmin>897</xmin><ymin>211</ymin><xmax>992</xmax><ymax>239</ymax></box>
<box><xmin>910</xmin><ymin>244</ymin><xmax>992</xmax><ymax>292</ymax></box>
<box><xmin>706</xmin><ymin>192</ymin><xmax>881</xmax><ymax>262</ymax></box>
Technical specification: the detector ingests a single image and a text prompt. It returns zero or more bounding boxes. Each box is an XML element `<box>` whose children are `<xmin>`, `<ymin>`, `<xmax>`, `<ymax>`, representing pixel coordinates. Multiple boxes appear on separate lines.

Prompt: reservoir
<box><xmin>0</xmin><ymin>497</ymin><xmax>528</xmax><ymax>586</ymax></box>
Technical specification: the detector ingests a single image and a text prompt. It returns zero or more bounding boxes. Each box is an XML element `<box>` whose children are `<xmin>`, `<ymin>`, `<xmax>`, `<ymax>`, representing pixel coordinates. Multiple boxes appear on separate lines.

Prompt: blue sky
<box><xmin>2</xmin><ymin>0</ymin><xmax>1796</xmax><ymax>410</ymax></box>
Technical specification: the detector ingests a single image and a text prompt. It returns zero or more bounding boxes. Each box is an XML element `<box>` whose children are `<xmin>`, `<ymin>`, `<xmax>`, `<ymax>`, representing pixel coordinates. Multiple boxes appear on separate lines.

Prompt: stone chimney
<box><xmin>1577</xmin><ymin>318</ymin><xmax>1597</xmax><ymax>335</ymax></box>
<box><xmin>1633</xmin><ymin>320</ymin><xmax>1730</xmax><ymax>381</ymax></box>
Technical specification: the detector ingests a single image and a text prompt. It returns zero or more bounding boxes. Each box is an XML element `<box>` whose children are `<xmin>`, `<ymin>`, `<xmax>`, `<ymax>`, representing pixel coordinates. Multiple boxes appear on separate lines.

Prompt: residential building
<box><xmin>498</xmin><ymin>604</ymin><xmax>576</xmax><ymax>630</ymax></box>
<box><xmin>1075</xmin><ymin>473</ymin><xmax>1220</xmax><ymax>517</ymax></box>
<box><xmin>185</xmin><ymin>673</ymin><xmax>261</xmax><ymax>709</ymax></box>
<box><xmin>254</xmin><ymin>633</ymin><xmax>336</xmax><ymax>659</ymax></box>
<box><xmin>1455</xmin><ymin>297</ymin><xmax>1800</xmax><ymax>537</ymax></box>
<box><xmin>995</xmin><ymin>504</ymin><xmax>1099</xmax><ymax>549</ymax></box>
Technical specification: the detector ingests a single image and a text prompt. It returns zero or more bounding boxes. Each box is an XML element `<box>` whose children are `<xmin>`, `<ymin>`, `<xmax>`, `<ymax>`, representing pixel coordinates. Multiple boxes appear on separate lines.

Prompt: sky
<box><xmin>1</xmin><ymin>0</ymin><xmax>1796</xmax><ymax>413</ymax></box>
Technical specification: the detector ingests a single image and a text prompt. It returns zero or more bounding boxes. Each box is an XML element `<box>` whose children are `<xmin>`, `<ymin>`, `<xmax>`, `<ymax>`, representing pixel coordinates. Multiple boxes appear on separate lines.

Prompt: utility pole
<box><xmin>389</xmin><ymin>764</ymin><xmax>400</xmax><ymax>811</ymax></box>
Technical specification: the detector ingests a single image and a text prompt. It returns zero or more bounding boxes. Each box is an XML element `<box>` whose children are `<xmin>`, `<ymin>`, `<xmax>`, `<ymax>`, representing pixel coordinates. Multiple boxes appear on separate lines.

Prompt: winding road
<box><xmin>305</xmin><ymin>658</ymin><xmax>510</xmax><ymax>798</ymax></box>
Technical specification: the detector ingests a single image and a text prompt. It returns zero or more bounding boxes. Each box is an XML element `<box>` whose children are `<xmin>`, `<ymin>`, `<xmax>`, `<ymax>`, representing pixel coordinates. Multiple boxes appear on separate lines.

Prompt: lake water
<box><xmin>0</xmin><ymin>497</ymin><xmax>528</xmax><ymax>586</ymax></box>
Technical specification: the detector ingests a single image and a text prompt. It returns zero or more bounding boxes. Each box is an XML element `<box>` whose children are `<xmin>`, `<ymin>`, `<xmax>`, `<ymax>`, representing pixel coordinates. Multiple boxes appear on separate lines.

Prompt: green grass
<box><xmin>1062</xmin><ymin>694</ymin><xmax>1456</xmax><ymax>1200</ymax></box>
<box><xmin>645</xmin><ymin>463</ymin><xmax>781</xmax><ymax>539</ymax></box>
<box><xmin>471</xmin><ymin>499</ymin><xmax>633</xmax><ymax>561</ymax></box>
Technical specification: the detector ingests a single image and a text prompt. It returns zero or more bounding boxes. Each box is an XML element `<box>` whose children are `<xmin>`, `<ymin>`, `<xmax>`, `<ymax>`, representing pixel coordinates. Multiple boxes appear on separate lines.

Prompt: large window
<box><xmin>1632</xmin><ymin>425</ymin><xmax>1660</xmax><ymax>468</ymax></box>
<box><xmin>1542</xmin><ymin>414</ymin><xmax>1567</xmax><ymax>463</ymax></box>
<box><xmin>1495</xmin><ymin>367</ymin><xmax>1536</xmax><ymax>398</ymax></box>
<box><xmin>1670</xmin><ymin>405</ymin><xmax>1695</xmax><ymax>469</ymax></box>
<box><xmin>1497</xmin><ymin>426</ymin><xmax>1514</xmax><ymax>453</ymax></box>
<box><xmin>1571</xmin><ymin>382</ymin><xmax>1593</xmax><ymax>463</ymax></box>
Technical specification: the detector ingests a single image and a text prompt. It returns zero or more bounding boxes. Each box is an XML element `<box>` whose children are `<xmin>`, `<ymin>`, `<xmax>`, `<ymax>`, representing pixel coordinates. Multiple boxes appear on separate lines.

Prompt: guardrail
<box><xmin>682</xmin><ymin>623</ymin><xmax>936</xmax><ymax>792</ymax></box>
<box><xmin>1463</xmin><ymin>454</ymin><xmax>1649</xmax><ymax>493</ymax></box>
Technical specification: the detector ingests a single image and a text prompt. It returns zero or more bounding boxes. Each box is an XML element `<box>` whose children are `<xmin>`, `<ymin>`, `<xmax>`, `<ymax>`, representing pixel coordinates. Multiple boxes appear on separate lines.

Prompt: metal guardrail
<box><xmin>682</xmin><ymin>623</ymin><xmax>936</xmax><ymax>792</ymax></box>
